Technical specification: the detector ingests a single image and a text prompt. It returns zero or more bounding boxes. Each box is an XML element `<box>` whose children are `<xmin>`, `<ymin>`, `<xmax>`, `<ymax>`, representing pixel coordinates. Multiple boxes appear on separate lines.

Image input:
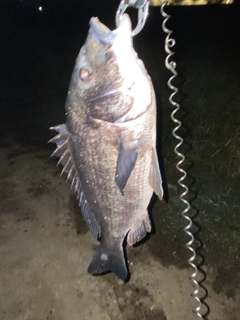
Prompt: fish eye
<box><xmin>79</xmin><ymin>65</ymin><xmax>92</xmax><ymax>82</ymax></box>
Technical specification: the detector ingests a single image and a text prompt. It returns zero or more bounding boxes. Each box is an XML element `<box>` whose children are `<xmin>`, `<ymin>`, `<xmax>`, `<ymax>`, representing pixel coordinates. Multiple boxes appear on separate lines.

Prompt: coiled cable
<box><xmin>161</xmin><ymin>2</ymin><xmax>203</xmax><ymax>318</ymax></box>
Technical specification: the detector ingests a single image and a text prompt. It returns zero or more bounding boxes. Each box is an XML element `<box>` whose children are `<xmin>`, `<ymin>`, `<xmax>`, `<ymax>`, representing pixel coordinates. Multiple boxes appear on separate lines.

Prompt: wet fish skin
<box><xmin>49</xmin><ymin>14</ymin><xmax>163</xmax><ymax>281</ymax></box>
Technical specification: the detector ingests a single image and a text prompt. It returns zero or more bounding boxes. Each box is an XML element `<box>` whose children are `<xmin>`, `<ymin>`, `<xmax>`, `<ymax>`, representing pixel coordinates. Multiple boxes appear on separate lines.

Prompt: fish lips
<box><xmin>89</xmin><ymin>14</ymin><xmax>132</xmax><ymax>45</ymax></box>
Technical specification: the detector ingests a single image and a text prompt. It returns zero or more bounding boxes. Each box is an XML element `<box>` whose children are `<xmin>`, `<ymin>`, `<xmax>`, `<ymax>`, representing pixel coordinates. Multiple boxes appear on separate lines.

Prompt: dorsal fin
<box><xmin>79</xmin><ymin>192</ymin><xmax>101</xmax><ymax>240</ymax></box>
<box><xmin>49</xmin><ymin>124</ymin><xmax>101</xmax><ymax>240</ymax></box>
<box><xmin>49</xmin><ymin>124</ymin><xmax>77</xmax><ymax>184</ymax></box>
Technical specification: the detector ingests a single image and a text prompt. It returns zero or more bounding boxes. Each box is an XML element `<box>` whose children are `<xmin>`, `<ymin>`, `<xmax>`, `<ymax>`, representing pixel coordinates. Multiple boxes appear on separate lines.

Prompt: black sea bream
<box><xmin>49</xmin><ymin>14</ymin><xmax>163</xmax><ymax>281</ymax></box>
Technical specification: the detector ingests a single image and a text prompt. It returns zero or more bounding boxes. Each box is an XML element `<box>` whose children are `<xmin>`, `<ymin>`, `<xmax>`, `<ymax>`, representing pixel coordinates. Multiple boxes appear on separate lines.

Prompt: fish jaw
<box><xmin>89</xmin><ymin>14</ymin><xmax>132</xmax><ymax>46</ymax></box>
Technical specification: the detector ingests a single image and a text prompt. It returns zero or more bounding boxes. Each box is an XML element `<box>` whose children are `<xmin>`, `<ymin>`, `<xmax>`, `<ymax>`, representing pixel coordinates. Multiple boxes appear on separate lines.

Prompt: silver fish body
<box><xmin>50</xmin><ymin>14</ymin><xmax>163</xmax><ymax>281</ymax></box>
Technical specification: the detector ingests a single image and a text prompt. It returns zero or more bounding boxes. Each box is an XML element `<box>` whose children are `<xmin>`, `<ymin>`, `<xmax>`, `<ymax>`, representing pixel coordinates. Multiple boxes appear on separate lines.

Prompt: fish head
<box><xmin>75</xmin><ymin>14</ymin><xmax>133</xmax><ymax>94</ymax></box>
<box><xmin>68</xmin><ymin>14</ymin><xmax>152</xmax><ymax>123</ymax></box>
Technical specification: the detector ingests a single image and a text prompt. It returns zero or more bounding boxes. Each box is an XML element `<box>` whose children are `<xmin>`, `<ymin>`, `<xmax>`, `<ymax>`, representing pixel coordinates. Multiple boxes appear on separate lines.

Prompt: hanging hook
<box><xmin>116</xmin><ymin>0</ymin><xmax>150</xmax><ymax>36</ymax></box>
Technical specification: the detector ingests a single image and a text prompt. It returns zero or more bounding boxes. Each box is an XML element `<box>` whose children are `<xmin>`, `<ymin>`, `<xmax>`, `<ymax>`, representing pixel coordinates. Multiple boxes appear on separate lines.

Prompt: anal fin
<box><xmin>127</xmin><ymin>214</ymin><xmax>151</xmax><ymax>246</ymax></box>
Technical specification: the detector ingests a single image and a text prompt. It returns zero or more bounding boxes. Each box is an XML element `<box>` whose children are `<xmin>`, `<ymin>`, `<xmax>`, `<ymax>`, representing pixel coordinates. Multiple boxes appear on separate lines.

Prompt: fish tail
<box><xmin>87</xmin><ymin>243</ymin><xmax>128</xmax><ymax>281</ymax></box>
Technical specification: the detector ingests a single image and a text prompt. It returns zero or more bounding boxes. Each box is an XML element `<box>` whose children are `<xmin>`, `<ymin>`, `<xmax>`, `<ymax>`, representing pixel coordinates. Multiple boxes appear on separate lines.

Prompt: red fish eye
<box><xmin>79</xmin><ymin>66</ymin><xmax>92</xmax><ymax>82</ymax></box>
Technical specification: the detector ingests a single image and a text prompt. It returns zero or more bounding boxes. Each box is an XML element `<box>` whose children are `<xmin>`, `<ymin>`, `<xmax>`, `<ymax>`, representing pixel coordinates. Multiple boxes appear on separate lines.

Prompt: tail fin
<box><xmin>87</xmin><ymin>243</ymin><xmax>128</xmax><ymax>281</ymax></box>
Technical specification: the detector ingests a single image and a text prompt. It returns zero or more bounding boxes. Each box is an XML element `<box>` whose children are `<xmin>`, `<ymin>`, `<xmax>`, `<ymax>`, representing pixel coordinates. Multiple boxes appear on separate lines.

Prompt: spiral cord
<box><xmin>161</xmin><ymin>2</ymin><xmax>203</xmax><ymax>318</ymax></box>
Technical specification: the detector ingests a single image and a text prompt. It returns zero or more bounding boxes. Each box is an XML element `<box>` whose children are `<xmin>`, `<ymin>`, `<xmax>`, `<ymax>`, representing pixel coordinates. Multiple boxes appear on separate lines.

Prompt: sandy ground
<box><xmin>0</xmin><ymin>147</ymin><xmax>238</xmax><ymax>320</ymax></box>
<box><xmin>0</xmin><ymin>3</ymin><xmax>240</xmax><ymax>320</ymax></box>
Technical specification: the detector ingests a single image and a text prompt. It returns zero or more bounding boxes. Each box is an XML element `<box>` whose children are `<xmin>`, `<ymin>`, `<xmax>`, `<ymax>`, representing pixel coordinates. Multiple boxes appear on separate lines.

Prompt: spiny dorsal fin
<box><xmin>49</xmin><ymin>124</ymin><xmax>101</xmax><ymax>240</ymax></box>
<box><xmin>49</xmin><ymin>124</ymin><xmax>78</xmax><ymax>189</ymax></box>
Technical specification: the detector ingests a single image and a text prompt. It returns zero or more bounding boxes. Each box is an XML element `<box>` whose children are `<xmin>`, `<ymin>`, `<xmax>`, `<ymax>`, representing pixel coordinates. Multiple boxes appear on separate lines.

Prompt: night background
<box><xmin>0</xmin><ymin>1</ymin><xmax>240</xmax><ymax>319</ymax></box>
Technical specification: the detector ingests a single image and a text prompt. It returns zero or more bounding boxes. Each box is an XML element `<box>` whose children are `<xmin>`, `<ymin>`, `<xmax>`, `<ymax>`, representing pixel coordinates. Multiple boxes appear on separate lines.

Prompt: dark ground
<box><xmin>0</xmin><ymin>2</ymin><xmax>239</xmax><ymax>320</ymax></box>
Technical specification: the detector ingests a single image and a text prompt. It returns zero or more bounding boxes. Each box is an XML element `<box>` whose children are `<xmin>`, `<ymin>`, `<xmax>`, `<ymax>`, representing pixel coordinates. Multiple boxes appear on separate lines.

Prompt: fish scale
<box><xmin>49</xmin><ymin>14</ymin><xmax>163</xmax><ymax>280</ymax></box>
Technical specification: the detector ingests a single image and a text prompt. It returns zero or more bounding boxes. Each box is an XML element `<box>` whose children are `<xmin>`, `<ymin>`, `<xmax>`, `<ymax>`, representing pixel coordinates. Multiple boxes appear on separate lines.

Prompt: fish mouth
<box><xmin>90</xmin><ymin>14</ymin><xmax>131</xmax><ymax>44</ymax></box>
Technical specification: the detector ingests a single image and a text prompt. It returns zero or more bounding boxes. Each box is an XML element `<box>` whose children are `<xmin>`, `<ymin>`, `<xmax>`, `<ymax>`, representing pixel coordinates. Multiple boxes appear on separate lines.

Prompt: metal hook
<box><xmin>115</xmin><ymin>0</ymin><xmax>150</xmax><ymax>36</ymax></box>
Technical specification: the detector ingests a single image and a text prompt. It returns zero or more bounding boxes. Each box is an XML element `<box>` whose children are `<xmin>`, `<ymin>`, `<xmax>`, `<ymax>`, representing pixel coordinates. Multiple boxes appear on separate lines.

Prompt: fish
<box><xmin>49</xmin><ymin>14</ymin><xmax>163</xmax><ymax>281</ymax></box>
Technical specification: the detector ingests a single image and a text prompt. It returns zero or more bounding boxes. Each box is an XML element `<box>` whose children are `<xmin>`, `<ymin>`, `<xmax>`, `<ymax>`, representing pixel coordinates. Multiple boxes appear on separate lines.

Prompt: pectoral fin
<box><xmin>115</xmin><ymin>136</ymin><xmax>138</xmax><ymax>195</ymax></box>
<box><xmin>149</xmin><ymin>148</ymin><xmax>163</xmax><ymax>200</ymax></box>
